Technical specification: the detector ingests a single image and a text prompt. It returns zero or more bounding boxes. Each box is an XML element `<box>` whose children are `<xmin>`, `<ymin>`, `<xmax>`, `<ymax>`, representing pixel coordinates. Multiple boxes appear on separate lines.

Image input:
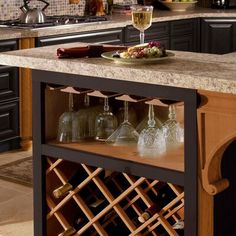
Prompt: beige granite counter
<box><xmin>0</xmin><ymin>8</ymin><xmax>236</xmax><ymax>39</ymax></box>
<box><xmin>0</xmin><ymin>42</ymin><xmax>235</xmax><ymax>94</ymax></box>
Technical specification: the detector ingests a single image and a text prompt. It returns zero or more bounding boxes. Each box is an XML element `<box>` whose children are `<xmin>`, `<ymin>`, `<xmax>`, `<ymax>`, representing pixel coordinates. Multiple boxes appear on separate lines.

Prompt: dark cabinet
<box><xmin>0</xmin><ymin>101</ymin><xmax>19</xmax><ymax>141</ymax></box>
<box><xmin>36</xmin><ymin>28</ymin><xmax>123</xmax><ymax>47</ymax></box>
<box><xmin>123</xmin><ymin>19</ymin><xmax>200</xmax><ymax>52</ymax></box>
<box><xmin>169</xmin><ymin>18</ymin><xmax>200</xmax><ymax>52</ymax></box>
<box><xmin>201</xmin><ymin>18</ymin><xmax>236</xmax><ymax>54</ymax></box>
<box><xmin>0</xmin><ymin>66</ymin><xmax>18</xmax><ymax>102</ymax></box>
<box><xmin>123</xmin><ymin>22</ymin><xmax>170</xmax><ymax>48</ymax></box>
<box><xmin>170</xmin><ymin>34</ymin><xmax>194</xmax><ymax>51</ymax></box>
<box><xmin>0</xmin><ymin>39</ymin><xmax>18</xmax><ymax>53</ymax></box>
<box><xmin>0</xmin><ymin>40</ymin><xmax>20</xmax><ymax>152</ymax></box>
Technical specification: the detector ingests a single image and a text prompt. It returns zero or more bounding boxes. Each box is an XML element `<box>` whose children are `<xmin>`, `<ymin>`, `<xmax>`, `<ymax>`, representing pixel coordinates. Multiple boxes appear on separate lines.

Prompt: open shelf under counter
<box><xmin>42</xmin><ymin>140</ymin><xmax>185</xmax><ymax>186</ymax></box>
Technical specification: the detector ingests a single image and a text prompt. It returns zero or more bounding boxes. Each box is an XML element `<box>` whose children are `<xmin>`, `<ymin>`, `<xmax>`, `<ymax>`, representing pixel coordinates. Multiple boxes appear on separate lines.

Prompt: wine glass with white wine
<box><xmin>130</xmin><ymin>5</ymin><xmax>153</xmax><ymax>44</ymax></box>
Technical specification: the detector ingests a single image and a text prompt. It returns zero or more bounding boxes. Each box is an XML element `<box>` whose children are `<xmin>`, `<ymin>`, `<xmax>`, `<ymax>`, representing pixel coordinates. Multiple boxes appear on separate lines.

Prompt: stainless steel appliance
<box><xmin>0</xmin><ymin>15</ymin><xmax>108</xmax><ymax>29</ymax></box>
<box><xmin>212</xmin><ymin>0</ymin><xmax>236</xmax><ymax>8</ymax></box>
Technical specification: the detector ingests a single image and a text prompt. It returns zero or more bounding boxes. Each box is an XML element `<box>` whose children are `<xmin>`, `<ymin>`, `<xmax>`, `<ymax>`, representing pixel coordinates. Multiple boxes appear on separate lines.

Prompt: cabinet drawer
<box><xmin>0</xmin><ymin>39</ymin><xmax>18</xmax><ymax>52</ymax></box>
<box><xmin>0</xmin><ymin>66</ymin><xmax>19</xmax><ymax>101</ymax></box>
<box><xmin>124</xmin><ymin>22</ymin><xmax>169</xmax><ymax>43</ymax></box>
<box><xmin>170</xmin><ymin>19</ymin><xmax>195</xmax><ymax>36</ymax></box>
<box><xmin>36</xmin><ymin>28</ymin><xmax>123</xmax><ymax>46</ymax></box>
<box><xmin>0</xmin><ymin>100</ymin><xmax>19</xmax><ymax>141</ymax></box>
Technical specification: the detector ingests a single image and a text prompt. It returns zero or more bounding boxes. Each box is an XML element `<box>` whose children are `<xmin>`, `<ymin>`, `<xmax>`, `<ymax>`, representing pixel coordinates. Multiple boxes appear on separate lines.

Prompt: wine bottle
<box><xmin>58</xmin><ymin>227</ymin><xmax>76</xmax><ymax>236</ymax></box>
<box><xmin>72</xmin><ymin>199</ymin><xmax>107</xmax><ymax>235</ymax></box>
<box><xmin>53</xmin><ymin>169</ymin><xmax>86</xmax><ymax>199</ymax></box>
<box><xmin>138</xmin><ymin>203</ymin><xmax>161</xmax><ymax>223</ymax></box>
<box><xmin>138</xmin><ymin>183</ymin><xmax>176</xmax><ymax>223</ymax></box>
<box><xmin>172</xmin><ymin>220</ymin><xmax>184</xmax><ymax>236</ymax></box>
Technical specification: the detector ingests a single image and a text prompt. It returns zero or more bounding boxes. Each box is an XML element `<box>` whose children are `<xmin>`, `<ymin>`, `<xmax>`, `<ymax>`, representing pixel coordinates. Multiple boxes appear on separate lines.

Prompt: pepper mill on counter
<box><xmin>85</xmin><ymin>0</ymin><xmax>105</xmax><ymax>16</ymax></box>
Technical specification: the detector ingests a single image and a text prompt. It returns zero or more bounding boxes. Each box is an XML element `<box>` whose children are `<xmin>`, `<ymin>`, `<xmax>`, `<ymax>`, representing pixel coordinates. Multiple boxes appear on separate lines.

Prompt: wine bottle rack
<box><xmin>46</xmin><ymin>157</ymin><xmax>184</xmax><ymax>236</ymax></box>
<box><xmin>32</xmin><ymin>70</ymin><xmax>198</xmax><ymax>236</ymax></box>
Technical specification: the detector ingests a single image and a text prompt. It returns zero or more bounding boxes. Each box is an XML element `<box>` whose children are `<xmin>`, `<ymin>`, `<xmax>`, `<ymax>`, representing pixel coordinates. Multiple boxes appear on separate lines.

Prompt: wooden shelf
<box><xmin>47</xmin><ymin>141</ymin><xmax>184</xmax><ymax>173</ymax></box>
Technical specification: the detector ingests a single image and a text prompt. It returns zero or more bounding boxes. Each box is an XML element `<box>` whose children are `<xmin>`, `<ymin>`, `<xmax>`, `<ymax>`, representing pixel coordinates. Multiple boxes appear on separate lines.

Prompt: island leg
<box><xmin>19</xmin><ymin>38</ymin><xmax>35</xmax><ymax>150</ymax></box>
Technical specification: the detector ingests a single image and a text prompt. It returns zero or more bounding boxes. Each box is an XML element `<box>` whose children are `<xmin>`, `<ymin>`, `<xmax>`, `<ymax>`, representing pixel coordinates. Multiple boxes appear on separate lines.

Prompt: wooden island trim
<box><xmin>197</xmin><ymin>90</ymin><xmax>236</xmax><ymax>236</ymax></box>
<box><xmin>19</xmin><ymin>38</ymin><xmax>35</xmax><ymax>150</ymax></box>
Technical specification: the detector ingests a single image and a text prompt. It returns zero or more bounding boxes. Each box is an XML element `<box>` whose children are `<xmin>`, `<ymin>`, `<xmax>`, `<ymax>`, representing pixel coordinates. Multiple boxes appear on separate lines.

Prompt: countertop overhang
<box><xmin>1</xmin><ymin>8</ymin><xmax>236</xmax><ymax>40</ymax></box>
<box><xmin>0</xmin><ymin>42</ymin><xmax>235</xmax><ymax>94</ymax></box>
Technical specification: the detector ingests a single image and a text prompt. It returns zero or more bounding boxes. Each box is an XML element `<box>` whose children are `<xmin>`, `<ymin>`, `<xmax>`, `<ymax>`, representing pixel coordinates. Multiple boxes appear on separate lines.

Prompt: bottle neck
<box><xmin>53</xmin><ymin>183</ymin><xmax>73</xmax><ymax>199</ymax></box>
<box><xmin>58</xmin><ymin>227</ymin><xmax>76</xmax><ymax>236</ymax></box>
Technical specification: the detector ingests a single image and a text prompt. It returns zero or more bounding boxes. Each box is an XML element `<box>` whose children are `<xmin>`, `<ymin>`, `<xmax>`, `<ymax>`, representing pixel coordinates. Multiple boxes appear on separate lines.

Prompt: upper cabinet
<box><xmin>201</xmin><ymin>18</ymin><xmax>236</xmax><ymax>54</ymax></box>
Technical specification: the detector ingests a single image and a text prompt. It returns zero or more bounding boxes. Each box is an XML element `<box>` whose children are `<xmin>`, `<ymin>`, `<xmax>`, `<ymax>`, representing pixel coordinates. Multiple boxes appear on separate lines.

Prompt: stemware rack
<box><xmin>32</xmin><ymin>70</ymin><xmax>198</xmax><ymax>236</ymax></box>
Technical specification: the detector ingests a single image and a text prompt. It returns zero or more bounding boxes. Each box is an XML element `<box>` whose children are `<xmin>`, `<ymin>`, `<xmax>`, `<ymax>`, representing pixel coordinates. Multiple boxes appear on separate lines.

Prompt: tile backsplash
<box><xmin>0</xmin><ymin>0</ymin><xmax>136</xmax><ymax>20</ymax></box>
<box><xmin>0</xmin><ymin>0</ymin><xmax>86</xmax><ymax>20</ymax></box>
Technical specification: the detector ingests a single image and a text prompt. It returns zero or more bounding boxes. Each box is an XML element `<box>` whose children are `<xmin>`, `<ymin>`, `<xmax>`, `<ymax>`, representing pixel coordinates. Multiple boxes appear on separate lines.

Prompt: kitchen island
<box><xmin>0</xmin><ymin>43</ymin><xmax>236</xmax><ymax>236</ymax></box>
<box><xmin>1</xmin><ymin>7</ymin><xmax>236</xmax><ymax>151</ymax></box>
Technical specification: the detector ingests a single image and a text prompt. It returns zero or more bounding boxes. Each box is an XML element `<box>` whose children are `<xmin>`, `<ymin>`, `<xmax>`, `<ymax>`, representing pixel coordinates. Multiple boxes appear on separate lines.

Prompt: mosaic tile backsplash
<box><xmin>0</xmin><ymin>0</ymin><xmax>136</xmax><ymax>20</ymax></box>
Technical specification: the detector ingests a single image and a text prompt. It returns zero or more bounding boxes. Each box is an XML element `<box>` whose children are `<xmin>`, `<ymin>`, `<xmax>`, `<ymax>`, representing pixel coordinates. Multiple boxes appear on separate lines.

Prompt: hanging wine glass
<box><xmin>162</xmin><ymin>104</ymin><xmax>184</xmax><ymax>150</ymax></box>
<box><xmin>106</xmin><ymin>99</ymin><xmax>139</xmax><ymax>146</ymax></box>
<box><xmin>137</xmin><ymin>104</ymin><xmax>166</xmax><ymax>158</ymax></box>
<box><xmin>136</xmin><ymin>104</ymin><xmax>162</xmax><ymax>134</ymax></box>
<box><xmin>130</xmin><ymin>5</ymin><xmax>153</xmax><ymax>44</ymax></box>
<box><xmin>116</xmin><ymin>104</ymin><xmax>138</xmax><ymax>127</ymax></box>
<box><xmin>72</xmin><ymin>94</ymin><xmax>99</xmax><ymax>142</ymax></box>
<box><xmin>57</xmin><ymin>92</ymin><xmax>74</xmax><ymax>143</ymax></box>
<box><xmin>95</xmin><ymin>97</ymin><xmax>118</xmax><ymax>141</ymax></box>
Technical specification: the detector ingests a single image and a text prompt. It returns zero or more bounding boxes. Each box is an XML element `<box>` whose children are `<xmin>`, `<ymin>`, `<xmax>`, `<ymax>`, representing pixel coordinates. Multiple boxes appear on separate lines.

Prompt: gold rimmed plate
<box><xmin>101</xmin><ymin>51</ymin><xmax>175</xmax><ymax>64</ymax></box>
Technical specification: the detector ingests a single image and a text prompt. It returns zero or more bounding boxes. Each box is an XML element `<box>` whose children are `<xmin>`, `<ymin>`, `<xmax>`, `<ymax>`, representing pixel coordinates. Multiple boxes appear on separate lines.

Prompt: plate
<box><xmin>101</xmin><ymin>51</ymin><xmax>175</xmax><ymax>64</ymax></box>
<box><xmin>161</xmin><ymin>1</ymin><xmax>198</xmax><ymax>12</ymax></box>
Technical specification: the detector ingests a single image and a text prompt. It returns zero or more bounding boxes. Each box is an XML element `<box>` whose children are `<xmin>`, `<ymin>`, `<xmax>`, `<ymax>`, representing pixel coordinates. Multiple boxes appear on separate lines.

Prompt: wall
<box><xmin>0</xmin><ymin>0</ymin><xmax>136</xmax><ymax>20</ymax></box>
<box><xmin>0</xmin><ymin>0</ymin><xmax>88</xmax><ymax>20</ymax></box>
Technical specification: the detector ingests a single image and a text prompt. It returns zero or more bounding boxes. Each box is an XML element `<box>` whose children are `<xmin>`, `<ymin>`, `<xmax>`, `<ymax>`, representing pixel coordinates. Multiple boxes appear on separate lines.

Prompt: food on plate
<box><xmin>112</xmin><ymin>41</ymin><xmax>167</xmax><ymax>59</ymax></box>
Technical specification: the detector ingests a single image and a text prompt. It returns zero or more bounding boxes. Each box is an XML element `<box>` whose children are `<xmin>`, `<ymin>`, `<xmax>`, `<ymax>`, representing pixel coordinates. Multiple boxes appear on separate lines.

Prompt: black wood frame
<box><xmin>32</xmin><ymin>69</ymin><xmax>198</xmax><ymax>236</ymax></box>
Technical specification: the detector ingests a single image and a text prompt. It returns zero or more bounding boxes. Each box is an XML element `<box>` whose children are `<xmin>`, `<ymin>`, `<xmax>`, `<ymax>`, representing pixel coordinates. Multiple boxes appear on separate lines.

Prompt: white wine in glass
<box><xmin>131</xmin><ymin>5</ymin><xmax>153</xmax><ymax>44</ymax></box>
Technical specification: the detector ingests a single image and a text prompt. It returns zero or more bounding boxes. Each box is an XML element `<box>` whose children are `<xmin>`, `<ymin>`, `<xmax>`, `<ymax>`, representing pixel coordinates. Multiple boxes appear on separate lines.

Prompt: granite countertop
<box><xmin>0</xmin><ymin>8</ymin><xmax>236</xmax><ymax>39</ymax></box>
<box><xmin>0</xmin><ymin>42</ymin><xmax>235</xmax><ymax>94</ymax></box>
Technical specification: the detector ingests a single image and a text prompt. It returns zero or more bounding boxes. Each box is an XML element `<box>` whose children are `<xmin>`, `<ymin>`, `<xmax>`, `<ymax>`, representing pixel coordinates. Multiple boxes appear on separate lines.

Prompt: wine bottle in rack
<box><xmin>138</xmin><ymin>183</ymin><xmax>176</xmax><ymax>223</ymax></box>
<box><xmin>172</xmin><ymin>220</ymin><xmax>184</xmax><ymax>236</ymax></box>
<box><xmin>58</xmin><ymin>227</ymin><xmax>76</xmax><ymax>236</ymax></box>
<box><xmin>53</xmin><ymin>169</ymin><xmax>87</xmax><ymax>199</ymax></box>
<box><xmin>72</xmin><ymin>199</ymin><xmax>108</xmax><ymax>235</ymax></box>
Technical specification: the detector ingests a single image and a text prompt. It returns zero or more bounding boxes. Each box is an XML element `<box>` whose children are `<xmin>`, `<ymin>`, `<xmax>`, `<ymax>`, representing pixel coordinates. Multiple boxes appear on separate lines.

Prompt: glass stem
<box><xmin>68</xmin><ymin>93</ymin><xmax>74</xmax><ymax>112</ymax></box>
<box><xmin>147</xmin><ymin>104</ymin><xmax>156</xmax><ymax>128</ymax></box>
<box><xmin>168</xmin><ymin>104</ymin><xmax>176</xmax><ymax>120</ymax></box>
<box><xmin>104</xmin><ymin>97</ymin><xmax>109</xmax><ymax>112</ymax></box>
<box><xmin>124</xmin><ymin>101</ymin><xmax>129</xmax><ymax>123</ymax></box>
<box><xmin>140</xmin><ymin>31</ymin><xmax>145</xmax><ymax>44</ymax></box>
<box><xmin>84</xmin><ymin>94</ymin><xmax>90</xmax><ymax>107</ymax></box>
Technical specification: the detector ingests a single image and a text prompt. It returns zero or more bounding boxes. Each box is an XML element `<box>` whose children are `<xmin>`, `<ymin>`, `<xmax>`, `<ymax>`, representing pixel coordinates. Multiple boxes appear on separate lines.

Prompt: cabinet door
<box><xmin>124</xmin><ymin>22</ymin><xmax>169</xmax><ymax>48</ymax></box>
<box><xmin>0</xmin><ymin>66</ymin><xmax>19</xmax><ymax>102</ymax></box>
<box><xmin>170</xmin><ymin>35</ymin><xmax>193</xmax><ymax>52</ymax></box>
<box><xmin>36</xmin><ymin>28</ymin><xmax>123</xmax><ymax>47</ymax></box>
<box><xmin>201</xmin><ymin>18</ymin><xmax>236</xmax><ymax>54</ymax></box>
<box><xmin>0</xmin><ymin>100</ymin><xmax>19</xmax><ymax>141</ymax></box>
<box><xmin>170</xmin><ymin>18</ymin><xmax>199</xmax><ymax>52</ymax></box>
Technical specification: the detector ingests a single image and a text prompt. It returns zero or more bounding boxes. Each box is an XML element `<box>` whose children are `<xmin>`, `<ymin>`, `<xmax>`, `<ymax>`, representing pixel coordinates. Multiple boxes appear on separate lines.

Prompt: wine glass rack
<box><xmin>32</xmin><ymin>70</ymin><xmax>198</xmax><ymax>236</ymax></box>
